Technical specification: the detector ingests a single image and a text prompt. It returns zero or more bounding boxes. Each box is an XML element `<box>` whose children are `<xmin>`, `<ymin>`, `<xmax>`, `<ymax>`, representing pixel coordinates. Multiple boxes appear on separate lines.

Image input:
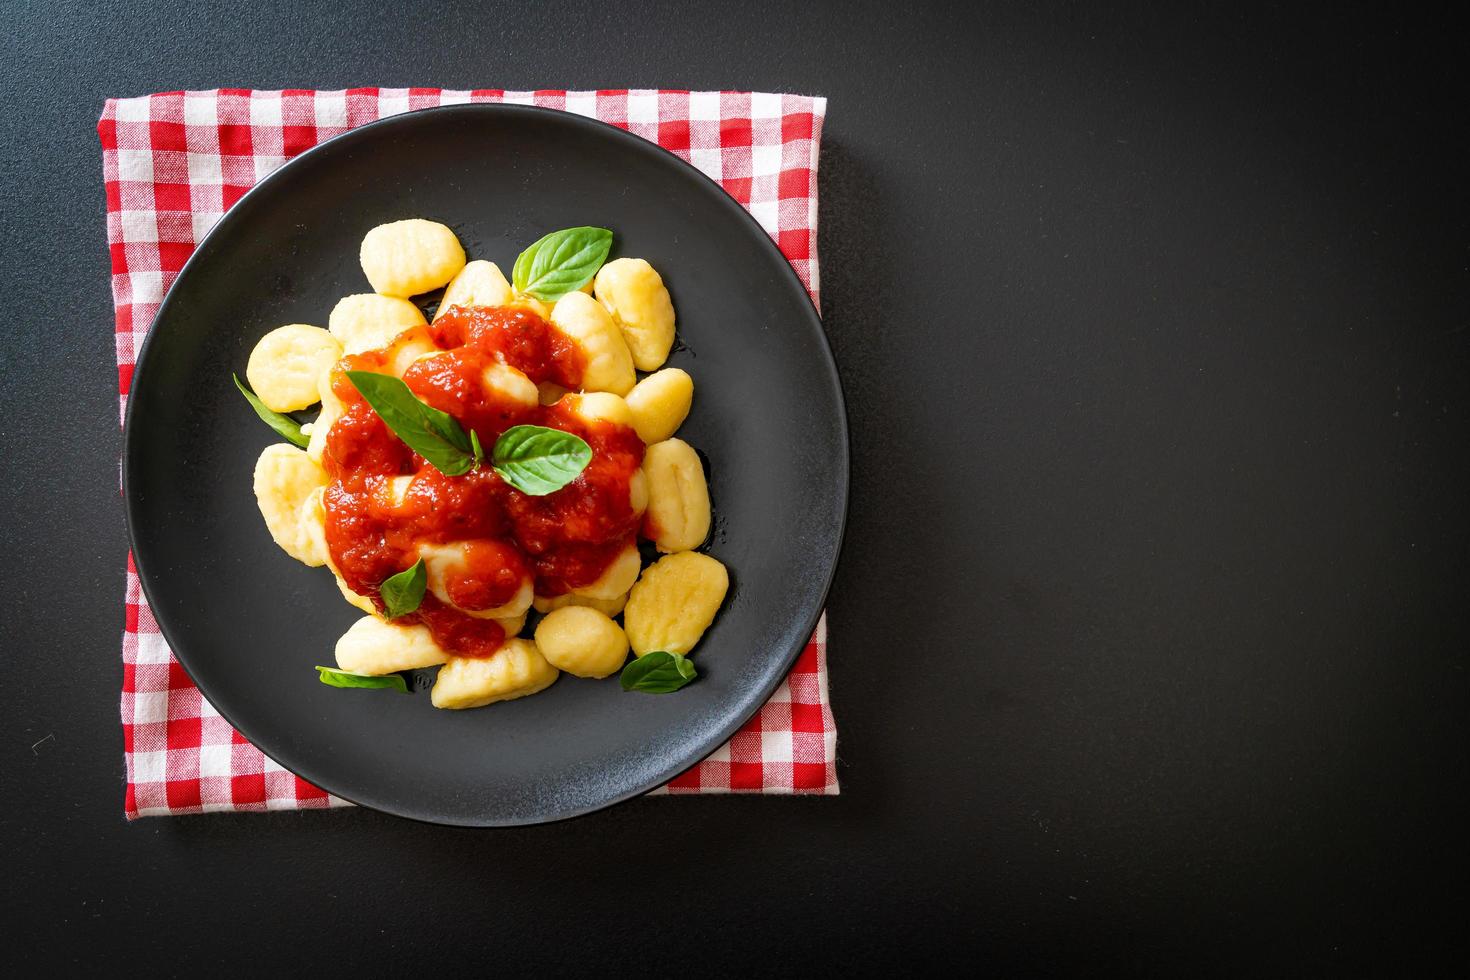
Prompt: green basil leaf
<box><xmin>619</xmin><ymin>651</ymin><xmax>698</xmax><ymax>694</ymax></box>
<box><xmin>345</xmin><ymin>371</ymin><xmax>476</xmax><ymax>476</ymax></box>
<box><xmin>470</xmin><ymin>428</ymin><xmax>485</xmax><ymax>462</ymax></box>
<box><xmin>511</xmin><ymin>226</ymin><xmax>614</xmax><ymax>301</ymax></box>
<box><xmin>233</xmin><ymin>373</ymin><xmax>309</xmax><ymax>448</ymax></box>
<box><xmin>316</xmin><ymin>666</ymin><xmax>409</xmax><ymax>694</ymax></box>
<box><xmin>491</xmin><ymin>424</ymin><xmax>593</xmax><ymax>495</ymax></box>
<box><xmin>379</xmin><ymin>557</ymin><xmax>427</xmax><ymax>619</ymax></box>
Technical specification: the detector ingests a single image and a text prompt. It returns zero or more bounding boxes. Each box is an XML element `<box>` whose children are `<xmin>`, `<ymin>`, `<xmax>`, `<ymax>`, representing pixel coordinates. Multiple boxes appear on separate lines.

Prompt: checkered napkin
<box><xmin>100</xmin><ymin>89</ymin><xmax>836</xmax><ymax>817</ymax></box>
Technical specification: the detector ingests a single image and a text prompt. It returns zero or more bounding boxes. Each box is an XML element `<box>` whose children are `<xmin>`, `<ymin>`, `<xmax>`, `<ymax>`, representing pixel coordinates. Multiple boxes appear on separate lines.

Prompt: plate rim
<box><xmin>122</xmin><ymin>102</ymin><xmax>849</xmax><ymax>826</ymax></box>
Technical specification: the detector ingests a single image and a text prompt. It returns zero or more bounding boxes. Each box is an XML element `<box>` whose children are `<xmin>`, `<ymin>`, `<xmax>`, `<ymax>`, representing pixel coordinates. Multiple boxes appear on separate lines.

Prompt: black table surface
<box><xmin>3</xmin><ymin>2</ymin><xmax>1465</xmax><ymax>974</ymax></box>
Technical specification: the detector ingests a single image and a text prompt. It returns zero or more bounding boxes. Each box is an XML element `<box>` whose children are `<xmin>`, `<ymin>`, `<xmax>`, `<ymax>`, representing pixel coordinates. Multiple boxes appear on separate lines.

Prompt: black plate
<box><xmin>122</xmin><ymin>104</ymin><xmax>848</xmax><ymax>826</ymax></box>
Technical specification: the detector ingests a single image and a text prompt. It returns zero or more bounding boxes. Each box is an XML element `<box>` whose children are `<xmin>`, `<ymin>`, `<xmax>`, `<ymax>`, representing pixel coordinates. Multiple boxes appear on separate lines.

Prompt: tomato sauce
<box><xmin>321</xmin><ymin>304</ymin><xmax>645</xmax><ymax>658</ymax></box>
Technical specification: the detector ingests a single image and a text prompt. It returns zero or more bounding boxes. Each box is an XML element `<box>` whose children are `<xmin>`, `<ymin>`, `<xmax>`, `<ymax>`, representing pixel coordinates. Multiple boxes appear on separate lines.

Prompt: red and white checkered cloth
<box><xmin>100</xmin><ymin>89</ymin><xmax>836</xmax><ymax>818</ymax></box>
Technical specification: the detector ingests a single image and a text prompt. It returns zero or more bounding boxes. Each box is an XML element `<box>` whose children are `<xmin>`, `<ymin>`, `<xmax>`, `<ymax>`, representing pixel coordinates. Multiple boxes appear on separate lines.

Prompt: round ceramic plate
<box><xmin>123</xmin><ymin>104</ymin><xmax>848</xmax><ymax>825</ymax></box>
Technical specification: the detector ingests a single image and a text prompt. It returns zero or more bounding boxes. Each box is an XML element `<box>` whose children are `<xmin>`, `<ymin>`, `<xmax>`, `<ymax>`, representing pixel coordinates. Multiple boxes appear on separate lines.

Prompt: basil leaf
<box><xmin>619</xmin><ymin>651</ymin><xmax>698</xmax><ymax>694</ymax></box>
<box><xmin>233</xmin><ymin>373</ymin><xmax>309</xmax><ymax>448</ymax></box>
<box><xmin>316</xmin><ymin>666</ymin><xmax>409</xmax><ymax>694</ymax></box>
<box><xmin>345</xmin><ymin>371</ymin><xmax>476</xmax><ymax>476</ymax></box>
<box><xmin>491</xmin><ymin>424</ymin><xmax>593</xmax><ymax>495</ymax></box>
<box><xmin>470</xmin><ymin>428</ymin><xmax>485</xmax><ymax>462</ymax></box>
<box><xmin>512</xmin><ymin>227</ymin><xmax>614</xmax><ymax>301</ymax></box>
<box><xmin>380</xmin><ymin>557</ymin><xmax>427</xmax><ymax>619</ymax></box>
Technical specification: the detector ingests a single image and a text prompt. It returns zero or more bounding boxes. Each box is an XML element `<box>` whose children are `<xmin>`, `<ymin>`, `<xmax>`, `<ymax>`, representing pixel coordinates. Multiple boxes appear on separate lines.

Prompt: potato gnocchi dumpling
<box><xmin>571</xmin><ymin>540</ymin><xmax>642</xmax><ymax>601</ymax></box>
<box><xmin>359</xmin><ymin>218</ymin><xmax>466</xmax><ymax>297</ymax></box>
<box><xmin>481</xmin><ymin>362</ymin><xmax>539</xmax><ymax>407</ymax></box>
<box><xmin>535</xmin><ymin>607</ymin><xmax>629</xmax><ymax>678</ymax></box>
<box><xmin>570</xmin><ymin>390</ymin><xmax>634</xmax><ymax>428</ymax></box>
<box><xmin>550</xmin><ymin>291</ymin><xmax>635</xmax><ymax>396</ymax></box>
<box><xmin>623</xmin><ymin>552</ymin><xmax>730</xmax><ymax>656</ymax></box>
<box><xmin>329</xmin><ymin>294</ymin><xmax>428</xmax><ymax>354</ymax></box>
<box><xmin>334</xmin><ymin>574</ymin><xmax>377</xmax><ymax>615</ymax></box>
<box><xmin>305</xmin><ymin>364</ymin><xmax>343</xmax><ymax>465</ymax></box>
<box><xmin>510</xmin><ymin>292</ymin><xmax>552</xmax><ymax>320</ymax></box>
<box><xmin>532</xmin><ymin>591</ymin><xmax>629</xmax><ymax>617</ymax></box>
<box><xmin>380</xmin><ymin>325</ymin><xmax>441</xmax><ymax>378</ymax></box>
<box><xmin>628</xmin><ymin>468</ymin><xmax>649</xmax><ymax>519</ymax></box>
<box><xmin>641</xmin><ymin>438</ymin><xmax>712</xmax><ymax>553</ymax></box>
<box><xmin>417</xmin><ymin>541</ymin><xmax>535</xmax><ymax>619</ymax></box>
<box><xmin>298</xmin><ymin>487</ymin><xmax>330</xmax><ymax>567</ymax></box>
<box><xmin>246</xmin><ymin>324</ymin><xmax>342</xmax><ymax>412</ymax></box>
<box><xmin>436</xmin><ymin>260</ymin><xmax>513</xmax><ymax>320</ymax></box>
<box><xmin>336</xmin><ymin>615</ymin><xmax>450</xmax><ymax>675</ymax></box>
<box><xmin>626</xmin><ymin>368</ymin><xmax>693</xmax><ymax>445</ymax></box>
<box><xmin>594</xmin><ymin>258</ymin><xmax>676</xmax><ymax>371</ymax></box>
<box><xmin>495</xmin><ymin>610</ymin><xmax>529</xmax><ymax>638</ymax></box>
<box><xmin>431</xmin><ymin>639</ymin><xmax>559</xmax><ymax>710</ymax></box>
<box><xmin>241</xmin><ymin>221</ymin><xmax>732</xmax><ymax>714</ymax></box>
<box><xmin>252</xmin><ymin>444</ymin><xmax>329</xmax><ymax>565</ymax></box>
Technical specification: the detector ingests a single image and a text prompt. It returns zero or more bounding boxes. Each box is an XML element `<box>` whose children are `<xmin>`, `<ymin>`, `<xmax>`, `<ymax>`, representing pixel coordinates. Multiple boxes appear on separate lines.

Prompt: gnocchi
<box><xmin>298</xmin><ymin>487</ymin><xmax>330</xmax><ymax>567</ymax></box>
<box><xmin>626</xmin><ymin>368</ymin><xmax>693</xmax><ymax>445</ymax></box>
<box><xmin>380</xmin><ymin>325</ymin><xmax>440</xmax><ymax>378</ymax></box>
<box><xmin>594</xmin><ymin>258</ymin><xmax>676</xmax><ymax>371</ymax></box>
<box><xmin>510</xmin><ymin>292</ymin><xmax>552</xmax><ymax>320</ymax></box>
<box><xmin>550</xmin><ymin>291</ymin><xmax>635</xmax><ymax>396</ymax></box>
<box><xmin>359</xmin><ymin>218</ymin><xmax>466</xmax><ymax>297</ymax></box>
<box><xmin>623</xmin><ymin>552</ymin><xmax>730</xmax><ymax>656</ymax></box>
<box><xmin>532</xmin><ymin>591</ymin><xmax>629</xmax><ymax>617</ymax></box>
<box><xmin>570</xmin><ymin>390</ymin><xmax>634</xmax><ymax>429</ymax></box>
<box><xmin>246</xmin><ymin>324</ymin><xmax>342</xmax><ymax>412</ymax></box>
<box><xmin>329</xmin><ymin>294</ymin><xmax>427</xmax><ymax>354</ymax></box>
<box><xmin>417</xmin><ymin>541</ymin><xmax>535</xmax><ymax>619</ymax></box>
<box><xmin>334</xmin><ymin>573</ymin><xmax>377</xmax><ymax>615</ymax></box>
<box><xmin>252</xmin><ymin>444</ymin><xmax>329</xmax><ymax>565</ymax></box>
<box><xmin>431</xmin><ymin>639</ymin><xmax>559</xmax><ymax>710</ymax></box>
<box><xmin>481</xmin><ymin>362</ymin><xmax>539</xmax><ymax>407</ymax></box>
<box><xmin>535</xmin><ymin>607</ymin><xmax>629</xmax><ymax>678</ymax></box>
<box><xmin>305</xmin><ymin>363</ymin><xmax>342</xmax><ymax>465</ymax></box>
<box><xmin>641</xmin><ymin>438</ymin><xmax>712</xmax><ymax>553</ymax></box>
<box><xmin>436</xmin><ymin>260</ymin><xmax>513</xmax><ymax>320</ymax></box>
<box><xmin>336</xmin><ymin>615</ymin><xmax>449</xmax><ymax>674</ymax></box>
<box><xmin>239</xmin><ymin>221</ymin><xmax>730</xmax><ymax>713</ymax></box>
<box><xmin>572</xmin><ymin>540</ymin><xmax>642</xmax><ymax>601</ymax></box>
<box><xmin>629</xmin><ymin>468</ymin><xmax>649</xmax><ymax>518</ymax></box>
<box><xmin>495</xmin><ymin>610</ymin><xmax>529</xmax><ymax>638</ymax></box>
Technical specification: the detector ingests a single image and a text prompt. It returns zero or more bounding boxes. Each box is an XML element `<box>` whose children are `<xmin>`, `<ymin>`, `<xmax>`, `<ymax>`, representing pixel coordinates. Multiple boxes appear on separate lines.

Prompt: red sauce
<box><xmin>430</xmin><ymin>305</ymin><xmax>583</xmax><ymax>390</ymax></box>
<box><xmin>320</xmin><ymin>304</ymin><xmax>644</xmax><ymax>657</ymax></box>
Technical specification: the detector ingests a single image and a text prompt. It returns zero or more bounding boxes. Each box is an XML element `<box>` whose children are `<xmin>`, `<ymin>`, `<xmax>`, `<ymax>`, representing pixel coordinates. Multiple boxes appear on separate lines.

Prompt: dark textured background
<box><xmin>2</xmin><ymin>1</ymin><xmax>1465</xmax><ymax>974</ymax></box>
